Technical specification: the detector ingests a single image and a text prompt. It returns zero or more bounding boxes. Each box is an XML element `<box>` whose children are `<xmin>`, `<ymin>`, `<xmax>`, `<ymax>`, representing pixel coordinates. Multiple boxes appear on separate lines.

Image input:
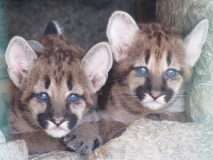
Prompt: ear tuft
<box><xmin>5</xmin><ymin>36</ymin><xmax>38</xmax><ymax>88</ymax></box>
<box><xmin>184</xmin><ymin>19</ymin><xmax>209</xmax><ymax>68</ymax></box>
<box><xmin>107</xmin><ymin>11</ymin><xmax>139</xmax><ymax>63</ymax></box>
<box><xmin>44</xmin><ymin>21</ymin><xmax>63</xmax><ymax>36</ymax></box>
<box><xmin>81</xmin><ymin>42</ymin><xmax>112</xmax><ymax>92</ymax></box>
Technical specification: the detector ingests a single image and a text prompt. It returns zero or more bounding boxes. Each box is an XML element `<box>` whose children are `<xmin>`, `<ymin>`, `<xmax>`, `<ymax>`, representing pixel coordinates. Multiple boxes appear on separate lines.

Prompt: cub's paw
<box><xmin>63</xmin><ymin>124</ymin><xmax>102</xmax><ymax>155</ymax></box>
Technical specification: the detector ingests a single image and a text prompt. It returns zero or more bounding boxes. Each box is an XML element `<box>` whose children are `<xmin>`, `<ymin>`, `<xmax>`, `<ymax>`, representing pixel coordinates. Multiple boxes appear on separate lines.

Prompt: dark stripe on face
<box><xmin>145</xmin><ymin>49</ymin><xmax>150</xmax><ymax>64</ymax></box>
<box><xmin>67</xmin><ymin>113</ymin><xmax>77</xmax><ymax>129</ymax></box>
<box><xmin>37</xmin><ymin>112</ymin><xmax>51</xmax><ymax>129</ymax></box>
<box><xmin>135</xmin><ymin>78</ymin><xmax>150</xmax><ymax>101</ymax></box>
<box><xmin>65</xmin><ymin>103</ymin><xmax>78</xmax><ymax>129</ymax></box>
<box><xmin>162</xmin><ymin>78</ymin><xmax>174</xmax><ymax>102</ymax></box>
<box><xmin>167</xmin><ymin>56</ymin><xmax>171</xmax><ymax>66</ymax></box>
<box><xmin>156</xmin><ymin>32</ymin><xmax>162</xmax><ymax>47</ymax></box>
<box><xmin>167</xmin><ymin>51</ymin><xmax>172</xmax><ymax>66</ymax></box>
<box><xmin>67</xmin><ymin>75</ymin><xmax>72</xmax><ymax>91</ymax></box>
<box><xmin>22</xmin><ymin>92</ymin><xmax>36</xmax><ymax>104</ymax></box>
<box><xmin>45</xmin><ymin>75</ymin><xmax>51</xmax><ymax>89</ymax></box>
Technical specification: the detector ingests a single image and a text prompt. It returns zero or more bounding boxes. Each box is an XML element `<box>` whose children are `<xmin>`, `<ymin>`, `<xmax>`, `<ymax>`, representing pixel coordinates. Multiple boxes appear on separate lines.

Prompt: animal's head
<box><xmin>6</xmin><ymin>21</ymin><xmax>112</xmax><ymax>138</ymax></box>
<box><xmin>107</xmin><ymin>11</ymin><xmax>208</xmax><ymax>112</ymax></box>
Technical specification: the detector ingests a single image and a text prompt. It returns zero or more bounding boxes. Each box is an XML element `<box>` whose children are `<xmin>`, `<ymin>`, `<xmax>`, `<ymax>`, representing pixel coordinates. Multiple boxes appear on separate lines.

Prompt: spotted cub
<box><xmin>6</xmin><ymin>21</ymin><xmax>112</xmax><ymax>154</ymax></box>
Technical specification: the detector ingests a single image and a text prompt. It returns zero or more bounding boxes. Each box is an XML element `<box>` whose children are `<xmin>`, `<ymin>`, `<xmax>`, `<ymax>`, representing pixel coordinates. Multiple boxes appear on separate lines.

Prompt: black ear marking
<box><xmin>44</xmin><ymin>21</ymin><xmax>62</xmax><ymax>36</ymax></box>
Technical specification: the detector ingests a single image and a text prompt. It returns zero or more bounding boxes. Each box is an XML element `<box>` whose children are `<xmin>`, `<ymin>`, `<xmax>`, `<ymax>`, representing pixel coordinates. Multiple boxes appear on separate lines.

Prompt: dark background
<box><xmin>4</xmin><ymin>0</ymin><xmax>156</xmax><ymax>50</ymax></box>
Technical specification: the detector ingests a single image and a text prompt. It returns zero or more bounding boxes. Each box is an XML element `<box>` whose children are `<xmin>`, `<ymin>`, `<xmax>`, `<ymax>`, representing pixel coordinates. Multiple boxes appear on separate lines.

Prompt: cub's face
<box><xmin>21</xmin><ymin>49</ymin><xmax>93</xmax><ymax>138</ymax></box>
<box><xmin>107</xmin><ymin>11</ymin><xmax>208</xmax><ymax>112</ymax></box>
<box><xmin>116</xmin><ymin>32</ymin><xmax>190</xmax><ymax>112</ymax></box>
<box><xmin>6</xmin><ymin>35</ymin><xmax>112</xmax><ymax>138</ymax></box>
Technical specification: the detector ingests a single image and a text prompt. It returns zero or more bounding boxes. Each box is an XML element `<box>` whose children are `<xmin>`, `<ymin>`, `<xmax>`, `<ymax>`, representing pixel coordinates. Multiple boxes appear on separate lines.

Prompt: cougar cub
<box><xmin>6</xmin><ymin>21</ymin><xmax>112</xmax><ymax>154</ymax></box>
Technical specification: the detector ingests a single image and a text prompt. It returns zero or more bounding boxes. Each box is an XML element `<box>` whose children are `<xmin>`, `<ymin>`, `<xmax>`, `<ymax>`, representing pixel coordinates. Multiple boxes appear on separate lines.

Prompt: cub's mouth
<box><xmin>45</xmin><ymin>120</ymin><xmax>71</xmax><ymax>138</ymax></box>
<box><xmin>139</xmin><ymin>93</ymin><xmax>168</xmax><ymax>110</ymax></box>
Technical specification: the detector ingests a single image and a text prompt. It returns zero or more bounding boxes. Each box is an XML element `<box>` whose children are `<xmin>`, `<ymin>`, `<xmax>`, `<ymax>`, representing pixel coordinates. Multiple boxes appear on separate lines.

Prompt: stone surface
<box><xmin>157</xmin><ymin>0</ymin><xmax>213</xmax><ymax>125</ymax></box>
<box><xmin>0</xmin><ymin>139</ymin><xmax>29</xmax><ymax>160</ymax></box>
<box><xmin>29</xmin><ymin>150</ymin><xmax>82</xmax><ymax>160</ymax></box>
<box><xmin>0</xmin><ymin>130</ymin><xmax>6</xmax><ymax>143</ymax></box>
<box><xmin>86</xmin><ymin>118</ymin><xmax>213</xmax><ymax>160</ymax></box>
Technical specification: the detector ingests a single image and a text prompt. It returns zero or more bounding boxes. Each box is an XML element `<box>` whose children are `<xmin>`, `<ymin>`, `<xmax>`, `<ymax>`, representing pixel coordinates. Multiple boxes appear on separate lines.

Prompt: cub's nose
<box><xmin>150</xmin><ymin>91</ymin><xmax>161</xmax><ymax>100</ymax></box>
<box><xmin>52</xmin><ymin>118</ymin><xmax>64</xmax><ymax>126</ymax></box>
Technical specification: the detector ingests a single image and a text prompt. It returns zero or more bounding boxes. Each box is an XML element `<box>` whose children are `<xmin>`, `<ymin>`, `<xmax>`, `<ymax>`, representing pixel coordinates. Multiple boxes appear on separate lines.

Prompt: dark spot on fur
<box><xmin>59</xmin><ymin>76</ymin><xmax>62</xmax><ymax>85</ymax></box>
<box><xmin>70</xmin><ymin>135</ymin><xmax>76</xmax><ymax>141</ymax></box>
<box><xmin>62</xmin><ymin>71</ymin><xmax>65</xmax><ymax>76</ymax></box>
<box><xmin>167</xmin><ymin>56</ymin><xmax>171</xmax><ymax>66</ymax></box>
<box><xmin>37</xmin><ymin>113</ymin><xmax>51</xmax><ymax>129</ymax></box>
<box><xmin>67</xmin><ymin>75</ymin><xmax>72</xmax><ymax>90</ymax></box>
<box><xmin>55</xmin><ymin>77</ymin><xmax>58</xmax><ymax>84</ymax></box>
<box><xmin>92</xmin><ymin>139</ymin><xmax>100</xmax><ymax>151</ymax></box>
<box><xmin>145</xmin><ymin>49</ymin><xmax>150</xmax><ymax>64</ymax></box>
<box><xmin>67</xmin><ymin>113</ymin><xmax>77</xmax><ymax>129</ymax></box>
<box><xmin>45</xmin><ymin>75</ymin><xmax>51</xmax><ymax>89</ymax></box>
<box><xmin>167</xmin><ymin>51</ymin><xmax>172</xmax><ymax>66</ymax></box>
<box><xmin>156</xmin><ymin>32</ymin><xmax>162</xmax><ymax>47</ymax></box>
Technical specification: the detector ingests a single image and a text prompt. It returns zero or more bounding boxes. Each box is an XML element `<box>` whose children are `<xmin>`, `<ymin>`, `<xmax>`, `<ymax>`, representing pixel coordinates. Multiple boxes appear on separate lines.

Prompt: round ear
<box><xmin>44</xmin><ymin>21</ymin><xmax>63</xmax><ymax>36</ymax></box>
<box><xmin>183</xmin><ymin>19</ymin><xmax>209</xmax><ymax>68</ymax></box>
<box><xmin>81</xmin><ymin>42</ymin><xmax>112</xmax><ymax>92</ymax></box>
<box><xmin>107</xmin><ymin>11</ymin><xmax>139</xmax><ymax>63</ymax></box>
<box><xmin>5</xmin><ymin>36</ymin><xmax>38</xmax><ymax>88</ymax></box>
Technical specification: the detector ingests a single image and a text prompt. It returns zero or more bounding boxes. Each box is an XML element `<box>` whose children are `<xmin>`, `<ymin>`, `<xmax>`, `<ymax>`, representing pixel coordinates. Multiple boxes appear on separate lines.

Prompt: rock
<box><xmin>0</xmin><ymin>130</ymin><xmax>6</xmax><ymax>143</ymax></box>
<box><xmin>157</xmin><ymin>0</ymin><xmax>213</xmax><ymax>125</ymax></box>
<box><xmin>0</xmin><ymin>139</ymin><xmax>29</xmax><ymax>160</ymax></box>
<box><xmin>29</xmin><ymin>150</ymin><xmax>82</xmax><ymax>160</ymax></box>
<box><xmin>86</xmin><ymin>118</ymin><xmax>213</xmax><ymax>160</ymax></box>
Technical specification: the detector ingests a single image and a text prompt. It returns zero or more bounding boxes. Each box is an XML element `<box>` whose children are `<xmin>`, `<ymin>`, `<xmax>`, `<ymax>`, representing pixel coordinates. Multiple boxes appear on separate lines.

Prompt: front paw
<box><xmin>63</xmin><ymin>125</ymin><xmax>102</xmax><ymax>155</ymax></box>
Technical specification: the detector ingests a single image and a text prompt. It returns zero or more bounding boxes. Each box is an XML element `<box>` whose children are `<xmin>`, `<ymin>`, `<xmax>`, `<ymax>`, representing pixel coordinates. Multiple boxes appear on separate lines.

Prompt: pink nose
<box><xmin>150</xmin><ymin>92</ymin><xmax>161</xmax><ymax>100</ymax></box>
<box><xmin>52</xmin><ymin>118</ymin><xmax>63</xmax><ymax>126</ymax></box>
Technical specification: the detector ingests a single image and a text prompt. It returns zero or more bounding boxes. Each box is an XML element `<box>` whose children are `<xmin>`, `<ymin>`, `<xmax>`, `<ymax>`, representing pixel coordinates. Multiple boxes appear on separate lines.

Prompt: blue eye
<box><xmin>38</xmin><ymin>93</ymin><xmax>48</xmax><ymax>100</ymax></box>
<box><xmin>166</xmin><ymin>69</ymin><xmax>177</xmax><ymax>77</ymax></box>
<box><xmin>137</xmin><ymin>67</ymin><xmax>147</xmax><ymax>75</ymax></box>
<box><xmin>69</xmin><ymin>94</ymin><xmax>79</xmax><ymax>102</ymax></box>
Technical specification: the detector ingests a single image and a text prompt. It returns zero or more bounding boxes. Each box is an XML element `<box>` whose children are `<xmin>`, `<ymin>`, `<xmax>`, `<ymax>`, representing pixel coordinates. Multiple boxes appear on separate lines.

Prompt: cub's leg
<box><xmin>10</xmin><ymin>131</ymin><xmax>67</xmax><ymax>154</ymax></box>
<box><xmin>146</xmin><ymin>111</ymin><xmax>187</xmax><ymax>122</ymax></box>
<box><xmin>63</xmin><ymin>120</ymin><xmax>127</xmax><ymax>155</ymax></box>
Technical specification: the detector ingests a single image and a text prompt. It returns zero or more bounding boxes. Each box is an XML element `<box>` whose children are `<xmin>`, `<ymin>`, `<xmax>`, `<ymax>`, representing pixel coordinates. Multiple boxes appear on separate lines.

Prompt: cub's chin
<box><xmin>45</xmin><ymin>121</ymin><xmax>71</xmax><ymax>138</ymax></box>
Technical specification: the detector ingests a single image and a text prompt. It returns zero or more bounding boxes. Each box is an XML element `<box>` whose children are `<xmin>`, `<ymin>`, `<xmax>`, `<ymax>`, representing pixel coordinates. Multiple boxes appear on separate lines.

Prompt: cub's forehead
<box><xmin>30</xmin><ymin>47</ymin><xmax>88</xmax><ymax>88</ymax></box>
<box><xmin>129</xmin><ymin>23</ymin><xmax>185</xmax><ymax>61</ymax></box>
